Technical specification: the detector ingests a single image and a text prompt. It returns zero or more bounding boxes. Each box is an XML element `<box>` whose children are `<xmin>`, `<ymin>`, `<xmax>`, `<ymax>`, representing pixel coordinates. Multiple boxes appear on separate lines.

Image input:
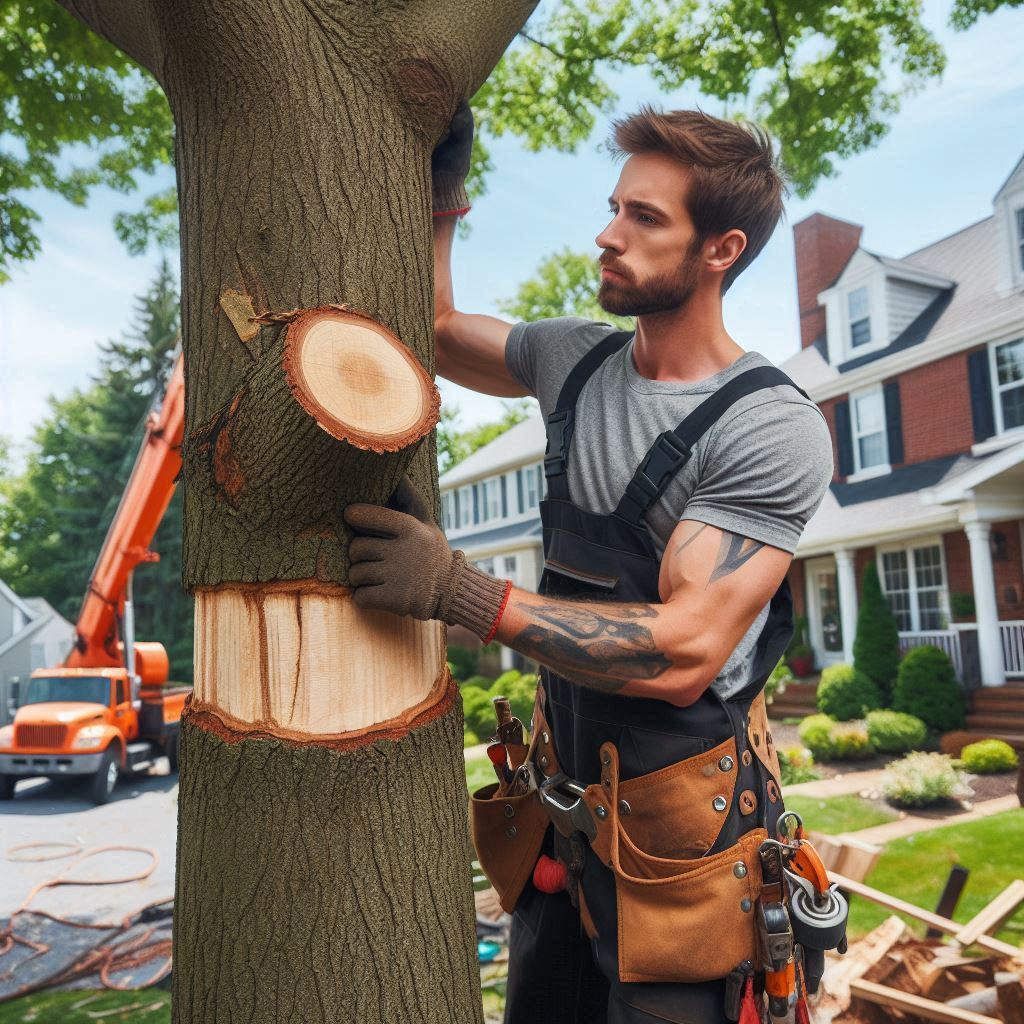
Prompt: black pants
<box><xmin>503</xmin><ymin>848</ymin><xmax>731</xmax><ymax>1024</ymax></box>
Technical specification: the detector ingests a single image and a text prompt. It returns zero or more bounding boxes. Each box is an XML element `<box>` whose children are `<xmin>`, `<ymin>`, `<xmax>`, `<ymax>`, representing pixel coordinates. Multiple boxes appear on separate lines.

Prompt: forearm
<box><xmin>433</xmin><ymin>214</ymin><xmax>456</xmax><ymax>330</ymax></box>
<box><xmin>492</xmin><ymin>586</ymin><xmax>708</xmax><ymax>706</ymax></box>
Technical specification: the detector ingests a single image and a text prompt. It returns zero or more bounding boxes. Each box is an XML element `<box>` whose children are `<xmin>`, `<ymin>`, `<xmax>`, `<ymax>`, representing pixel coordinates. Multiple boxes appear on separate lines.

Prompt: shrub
<box><xmin>853</xmin><ymin>562</ymin><xmax>901</xmax><ymax>699</ymax></box>
<box><xmin>798</xmin><ymin>714</ymin><xmax>836</xmax><ymax>760</ymax></box>
<box><xmin>461</xmin><ymin>685</ymin><xmax>497</xmax><ymax>740</ymax></box>
<box><xmin>765</xmin><ymin>657</ymin><xmax>792</xmax><ymax>705</ymax></box>
<box><xmin>829</xmin><ymin>722</ymin><xmax>875</xmax><ymax>760</ymax></box>
<box><xmin>882</xmin><ymin>752</ymin><xmax>973</xmax><ymax>808</ymax></box>
<box><xmin>461</xmin><ymin>674</ymin><xmax>493</xmax><ymax>692</ymax></box>
<box><xmin>778</xmin><ymin>745</ymin><xmax>821</xmax><ymax>786</ymax></box>
<box><xmin>817</xmin><ymin>664</ymin><xmax>882</xmax><ymax>721</ymax></box>
<box><xmin>463</xmin><ymin>730</ymin><xmax>480</xmax><ymax>747</ymax></box>
<box><xmin>892</xmin><ymin>645</ymin><xmax>966</xmax><ymax>733</ymax></box>
<box><xmin>489</xmin><ymin>671</ymin><xmax>538</xmax><ymax>728</ymax></box>
<box><xmin>447</xmin><ymin>644</ymin><xmax>479</xmax><ymax>681</ymax></box>
<box><xmin>866</xmin><ymin>710</ymin><xmax>928</xmax><ymax>754</ymax></box>
<box><xmin>960</xmin><ymin>739</ymin><xmax>1019</xmax><ymax>774</ymax></box>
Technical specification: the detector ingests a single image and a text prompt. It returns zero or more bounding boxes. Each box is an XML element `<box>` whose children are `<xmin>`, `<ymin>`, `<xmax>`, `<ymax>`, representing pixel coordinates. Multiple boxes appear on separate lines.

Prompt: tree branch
<box><xmin>765</xmin><ymin>0</ymin><xmax>795</xmax><ymax>99</ymax></box>
<box><xmin>53</xmin><ymin>0</ymin><xmax>164</xmax><ymax>79</ymax></box>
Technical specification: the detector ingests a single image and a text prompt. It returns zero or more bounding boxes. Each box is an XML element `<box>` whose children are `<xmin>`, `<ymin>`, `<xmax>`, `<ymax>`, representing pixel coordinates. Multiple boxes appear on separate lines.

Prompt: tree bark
<box><xmin>54</xmin><ymin>1</ymin><xmax>537</xmax><ymax>1020</ymax></box>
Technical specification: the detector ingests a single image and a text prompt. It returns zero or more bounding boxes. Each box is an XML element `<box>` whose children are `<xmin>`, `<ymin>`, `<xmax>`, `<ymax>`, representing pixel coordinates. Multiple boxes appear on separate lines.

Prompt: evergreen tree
<box><xmin>852</xmin><ymin>560</ymin><xmax>901</xmax><ymax>701</ymax></box>
<box><xmin>0</xmin><ymin>257</ymin><xmax>193</xmax><ymax>679</ymax></box>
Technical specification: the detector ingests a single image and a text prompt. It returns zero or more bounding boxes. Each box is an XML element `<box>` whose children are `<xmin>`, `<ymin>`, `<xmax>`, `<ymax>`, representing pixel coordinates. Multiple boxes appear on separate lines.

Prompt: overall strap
<box><xmin>544</xmin><ymin>330</ymin><xmax>634</xmax><ymax>501</ymax></box>
<box><xmin>614</xmin><ymin>366</ymin><xmax>811</xmax><ymax>526</ymax></box>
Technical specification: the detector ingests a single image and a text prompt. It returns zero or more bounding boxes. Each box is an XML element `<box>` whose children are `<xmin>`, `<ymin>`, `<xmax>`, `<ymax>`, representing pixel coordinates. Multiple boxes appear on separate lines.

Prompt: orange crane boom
<box><xmin>65</xmin><ymin>352</ymin><xmax>185</xmax><ymax>670</ymax></box>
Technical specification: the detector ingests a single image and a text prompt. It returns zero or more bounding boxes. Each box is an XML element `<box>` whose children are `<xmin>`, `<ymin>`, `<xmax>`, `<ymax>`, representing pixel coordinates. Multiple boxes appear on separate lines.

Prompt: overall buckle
<box><xmin>619</xmin><ymin>431</ymin><xmax>692</xmax><ymax>522</ymax></box>
<box><xmin>544</xmin><ymin>410</ymin><xmax>574</xmax><ymax>478</ymax></box>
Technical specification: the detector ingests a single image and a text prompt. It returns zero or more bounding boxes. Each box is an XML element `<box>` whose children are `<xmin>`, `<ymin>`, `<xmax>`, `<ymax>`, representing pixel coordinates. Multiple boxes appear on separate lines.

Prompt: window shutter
<box><xmin>452</xmin><ymin>491</ymin><xmax>460</xmax><ymax>527</ymax></box>
<box><xmin>967</xmin><ymin>349</ymin><xmax>995</xmax><ymax>441</ymax></box>
<box><xmin>516</xmin><ymin>469</ymin><xmax>524</xmax><ymax>512</ymax></box>
<box><xmin>472</xmin><ymin>484</ymin><xmax>479</xmax><ymax>524</ymax></box>
<box><xmin>834</xmin><ymin>400</ymin><xmax>854</xmax><ymax>477</ymax></box>
<box><xmin>883</xmin><ymin>381</ymin><xmax>904</xmax><ymax>466</ymax></box>
<box><xmin>500</xmin><ymin>475</ymin><xmax>507</xmax><ymax>517</ymax></box>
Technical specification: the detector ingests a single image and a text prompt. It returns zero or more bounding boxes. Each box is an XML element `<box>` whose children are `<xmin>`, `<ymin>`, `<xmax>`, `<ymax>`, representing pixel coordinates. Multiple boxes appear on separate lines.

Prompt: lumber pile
<box><xmin>812</xmin><ymin>878</ymin><xmax>1024</xmax><ymax>1024</ymax></box>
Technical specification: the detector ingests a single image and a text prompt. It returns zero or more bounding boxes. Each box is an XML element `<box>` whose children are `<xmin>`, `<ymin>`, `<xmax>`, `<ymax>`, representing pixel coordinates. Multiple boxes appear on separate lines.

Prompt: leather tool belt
<box><xmin>469</xmin><ymin>685</ymin><xmax>770</xmax><ymax>985</ymax></box>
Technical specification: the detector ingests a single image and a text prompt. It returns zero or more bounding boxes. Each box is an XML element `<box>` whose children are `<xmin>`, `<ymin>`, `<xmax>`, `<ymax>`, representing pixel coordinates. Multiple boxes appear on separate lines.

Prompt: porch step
<box><xmin>966</xmin><ymin>699</ymin><xmax>1024</xmax><ymax>714</ymax></box>
<box><xmin>965</xmin><ymin>713</ymin><xmax>1024</xmax><ymax>735</ymax></box>
<box><xmin>941</xmin><ymin>730</ymin><xmax>1024</xmax><ymax>756</ymax></box>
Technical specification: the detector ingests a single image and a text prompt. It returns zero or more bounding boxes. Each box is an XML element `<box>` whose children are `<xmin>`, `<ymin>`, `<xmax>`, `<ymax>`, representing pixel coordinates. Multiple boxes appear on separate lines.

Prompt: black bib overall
<box><xmin>503</xmin><ymin>331</ymin><xmax>809</xmax><ymax>1024</ymax></box>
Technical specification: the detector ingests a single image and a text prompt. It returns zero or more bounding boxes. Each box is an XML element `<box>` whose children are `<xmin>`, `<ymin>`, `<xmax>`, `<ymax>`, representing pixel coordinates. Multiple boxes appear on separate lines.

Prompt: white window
<box><xmin>523</xmin><ymin>464</ymin><xmax>540</xmax><ymax>509</ymax></box>
<box><xmin>993</xmin><ymin>337</ymin><xmax>1024</xmax><ymax>433</ymax></box>
<box><xmin>848</xmin><ymin>287</ymin><xmax>871</xmax><ymax>348</ymax></box>
<box><xmin>475</xmin><ymin>557</ymin><xmax>496</xmax><ymax>574</ymax></box>
<box><xmin>506</xmin><ymin>471</ymin><xmax>521</xmax><ymax>516</ymax></box>
<box><xmin>441</xmin><ymin>492</ymin><xmax>455</xmax><ymax>531</ymax></box>
<box><xmin>458</xmin><ymin>486</ymin><xmax>472</xmax><ymax>528</ymax></box>
<box><xmin>483</xmin><ymin>478</ymin><xmax>501</xmax><ymax>521</ymax></box>
<box><xmin>879</xmin><ymin>543</ymin><xmax>947</xmax><ymax>632</ymax></box>
<box><xmin>502</xmin><ymin>555</ymin><xmax>518</xmax><ymax>582</ymax></box>
<box><xmin>851</xmin><ymin>386</ymin><xmax>888</xmax><ymax>472</ymax></box>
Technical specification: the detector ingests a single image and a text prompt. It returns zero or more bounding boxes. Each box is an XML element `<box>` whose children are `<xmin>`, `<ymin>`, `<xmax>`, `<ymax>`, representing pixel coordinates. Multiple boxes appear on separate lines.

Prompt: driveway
<box><xmin>1</xmin><ymin>762</ymin><xmax>178</xmax><ymax>924</ymax></box>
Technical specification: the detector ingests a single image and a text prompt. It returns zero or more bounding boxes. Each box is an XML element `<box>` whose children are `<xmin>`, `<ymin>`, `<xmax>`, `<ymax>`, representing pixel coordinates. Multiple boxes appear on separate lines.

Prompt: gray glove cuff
<box><xmin>439</xmin><ymin>550</ymin><xmax>511</xmax><ymax>641</ymax></box>
<box><xmin>432</xmin><ymin>174</ymin><xmax>470</xmax><ymax>216</ymax></box>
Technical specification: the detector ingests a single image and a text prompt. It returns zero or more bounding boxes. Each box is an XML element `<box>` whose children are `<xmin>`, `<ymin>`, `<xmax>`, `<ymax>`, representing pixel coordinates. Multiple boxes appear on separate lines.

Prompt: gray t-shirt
<box><xmin>505</xmin><ymin>316</ymin><xmax>834</xmax><ymax>698</ymax></box>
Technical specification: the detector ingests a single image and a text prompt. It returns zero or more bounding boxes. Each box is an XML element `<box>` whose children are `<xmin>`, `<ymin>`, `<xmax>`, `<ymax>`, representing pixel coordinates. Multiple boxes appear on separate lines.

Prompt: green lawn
<box><xmin>466</xmin><ymin>754</ymin><xmax>498</xmax><ymax>795</ymax></box>
<box><xmin>0</xmin><ymin>989</ymin><xmax>170</xmax><ymax>1023</ymax></box>
<box><xmin>847</xmin><ymin>809</ymin><xmax>1024</xmax><ymax>945</ymax></box>
<box><xmin>784</xmin><ymin>794</ymin><xmax>898</xmax><ymax>835</ymax></box>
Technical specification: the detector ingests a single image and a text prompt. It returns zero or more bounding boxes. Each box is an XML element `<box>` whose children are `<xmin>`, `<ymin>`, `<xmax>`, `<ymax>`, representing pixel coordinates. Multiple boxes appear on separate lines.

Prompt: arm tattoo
<box><xmin>674</xmin><ymin>522</ymin><xmax>707</xmax><ymax>557</ymax></box>
<box><xmin>708</xmin><ymin>531</ymin><xmax>764</xmax><ymax>585</ymax></box>
<box><xmin>510</xmin><ymin>601</ymin><xmax>672</xmax><ymax>694</ymax></box>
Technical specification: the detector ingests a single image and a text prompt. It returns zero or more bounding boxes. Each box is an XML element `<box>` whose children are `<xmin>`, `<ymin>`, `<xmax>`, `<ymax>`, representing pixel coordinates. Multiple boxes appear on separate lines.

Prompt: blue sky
<box><xmin>2</xmin><ymin>0</ymin><xmax>1023</xmax><ymax>462</ymax></box>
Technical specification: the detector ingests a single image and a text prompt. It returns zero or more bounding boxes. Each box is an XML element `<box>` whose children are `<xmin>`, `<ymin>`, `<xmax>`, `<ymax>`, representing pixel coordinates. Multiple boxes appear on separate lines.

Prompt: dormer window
<box><xmin>848</xmin><ymin>287</ymin><xmax>871</xmax><ymax>348</ymax></box>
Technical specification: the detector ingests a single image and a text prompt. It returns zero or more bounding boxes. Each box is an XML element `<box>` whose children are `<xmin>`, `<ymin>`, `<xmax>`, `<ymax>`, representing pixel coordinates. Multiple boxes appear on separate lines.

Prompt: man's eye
<box><xmin>638</xmin><ymin>214</ymin><xmax>655</xmax><ymax>224</ymax></box>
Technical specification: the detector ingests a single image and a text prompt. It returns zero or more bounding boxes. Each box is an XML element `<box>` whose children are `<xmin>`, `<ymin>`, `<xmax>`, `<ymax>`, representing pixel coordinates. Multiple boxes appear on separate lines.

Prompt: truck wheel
<box><xmin>167</xmin><ymin>732</ymin><xmax>180</xmax><ymax>774</ymax></box>
<box><xmin>88</xmin><ymin>747</ymin><xmax>120</xmax><ymax>805</ymax></box>
<box><xmin>0</xmin><ymin>774</ymin><xmax>14</xmax><ymax>800</ymax></box>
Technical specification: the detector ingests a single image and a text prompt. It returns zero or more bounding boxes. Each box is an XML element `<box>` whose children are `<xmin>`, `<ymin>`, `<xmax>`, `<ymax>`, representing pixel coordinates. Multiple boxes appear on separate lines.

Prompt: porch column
<box><xmin>964</xmin><ymin>520</ymin><xmax>1006</xmax><ymax>687</ymax></box>
<box><xmin>834</xmin><ymin>549</ymin><xmax>859</xmax><ymax>666</ymax></box>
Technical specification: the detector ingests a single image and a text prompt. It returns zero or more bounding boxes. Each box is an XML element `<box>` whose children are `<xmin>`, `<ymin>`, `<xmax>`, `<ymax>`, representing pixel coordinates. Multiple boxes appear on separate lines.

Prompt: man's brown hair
<box><xmin>607</xmin><ymin>106</ymin><xmax>787</xmax><ymax>293</ymax></box>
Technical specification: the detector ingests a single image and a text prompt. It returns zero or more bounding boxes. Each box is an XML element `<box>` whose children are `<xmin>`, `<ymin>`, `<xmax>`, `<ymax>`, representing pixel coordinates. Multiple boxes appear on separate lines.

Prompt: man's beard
<box><xmin>597</xmin><ymin>247</ymin><xmax>702</xmax><ymax>317</ymax></box>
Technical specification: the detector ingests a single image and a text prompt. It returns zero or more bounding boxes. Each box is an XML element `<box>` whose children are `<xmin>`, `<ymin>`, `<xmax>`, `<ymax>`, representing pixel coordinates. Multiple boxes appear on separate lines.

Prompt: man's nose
<box><xmin>595</xmin><ymin>222</ymin><xmax>623</xmax><ymax>253</ymax></box>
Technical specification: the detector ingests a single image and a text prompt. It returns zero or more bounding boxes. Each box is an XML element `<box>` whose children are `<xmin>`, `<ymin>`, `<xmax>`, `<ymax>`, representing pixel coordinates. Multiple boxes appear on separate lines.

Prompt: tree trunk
<box><xmin>55</xmin><ymin>1</ymin><xmax>537</xmax><ymax>1019</ymax></box>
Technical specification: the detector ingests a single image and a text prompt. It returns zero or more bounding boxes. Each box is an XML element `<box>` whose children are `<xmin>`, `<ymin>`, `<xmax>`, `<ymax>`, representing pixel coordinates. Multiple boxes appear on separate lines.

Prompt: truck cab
<box><xmin>0</xmin><ymin>660</ymin><xmax>187</xmax><ymax>804</ymax></box>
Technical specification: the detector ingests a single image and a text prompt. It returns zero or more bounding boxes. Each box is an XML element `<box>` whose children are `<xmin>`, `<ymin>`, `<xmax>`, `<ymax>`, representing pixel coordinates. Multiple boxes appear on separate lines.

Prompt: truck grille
<box><xmin>15</xmin><ymin>724</ymin><xmax>68</xmax><ymax>749</ymax></box>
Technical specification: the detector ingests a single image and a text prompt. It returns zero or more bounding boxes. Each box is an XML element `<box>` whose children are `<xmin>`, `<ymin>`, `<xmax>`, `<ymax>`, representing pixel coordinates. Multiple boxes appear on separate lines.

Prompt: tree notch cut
<box><xmin>283</xmin><ymin>306</ymin><xmax>440</xmax><ymax>453</ymax></box>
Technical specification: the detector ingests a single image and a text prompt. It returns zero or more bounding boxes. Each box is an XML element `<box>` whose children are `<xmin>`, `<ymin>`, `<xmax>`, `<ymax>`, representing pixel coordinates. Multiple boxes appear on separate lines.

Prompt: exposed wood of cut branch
<box><xmin>817</xmin><ymin>915</ymin><xmax>909</xmax><ymax>1016</ymax></box>
<box><xmin>830</xmin><ymin>873</ymin><xmax>1021</xmax><ymax>958</ymax></box>
<box><xmin>849</xmin><ymin>979</ymin><xmax>1002</xmax><ymax>1024</ymax></box>
<box><xmin>283</xmin><ymin>307</ymin><xmax>440</xmax><ymax>452</ymax></box>
<box><xmin>955</xmin><ymin>880</ymin><xmax>1024</xmax><ymax>949</ymax></box>
<box><xmin>192</xmin><ymin>584</ymin><xmax>447</xmax><ymax>738</ymax></box>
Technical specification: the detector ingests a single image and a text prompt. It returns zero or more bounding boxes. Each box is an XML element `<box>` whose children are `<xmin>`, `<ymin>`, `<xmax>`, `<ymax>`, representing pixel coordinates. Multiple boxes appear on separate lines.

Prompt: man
<box><xmin>344</xmin><ymin>103</ymin><xmax>835</xmax><ymax>1023</ymax></box>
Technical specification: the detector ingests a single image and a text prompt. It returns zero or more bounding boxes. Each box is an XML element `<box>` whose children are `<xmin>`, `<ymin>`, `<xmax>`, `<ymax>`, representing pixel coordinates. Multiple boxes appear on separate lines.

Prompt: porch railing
<box><xmin>1001</xmin><ymin>620</ymin><xmax>1024</xmax><ymax>678</ymax></box>
<box><xmin>898</xmin><ymin>630</ymin><xmax>963</xmax><ymax>678</ymax></box>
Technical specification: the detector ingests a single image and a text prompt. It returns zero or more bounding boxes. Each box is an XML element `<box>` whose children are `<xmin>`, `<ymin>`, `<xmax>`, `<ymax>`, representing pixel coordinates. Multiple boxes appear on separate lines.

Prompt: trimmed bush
<box><xmin>461</xmin><ymin>685</ymin><xmax>496</xmax><ymax>740</ymax></box>
<box><xmin>463</xmin><ymin>730</ymin><xmax>480</xmax><ymax>747</ymax></box>
<box><xmin>960</xmin><ymin>739</ymin><xmax>1019</xmax><ymax>774</ymax></box>
<box><xmin>829</xmin><ymin>722</ymin><xmax>874</xmax><ymax>760</ymax></box>
<box><xmin>882</xmin><ymin>752</ymin><xmax>973</xmax><ymax>808</ymax></box>
<box><xmin>866</xmin><ymin>710</ymin><xmax>927</xmax><ymax>754</ymax></box>
<box><xmin>817</xmin><ymin>664</ymin><xmax>882</xmax><ymax>721</ymax></box>
<box><xmin>447</xmin><ymin>644</ymin><xmax>479</xmax><ymax>681</ymax></box>
<box><xmin>779</xmin><ymin>745</ymin><xmax>821</xmax><ymax>786</ymax></box>
<box><xmin>488</xmin><ymin>671</ymin><xmax>538</xmax><ymax>729</ymax></box>
<box><xmin>798</xmin><ymin>714</ymin><xmax>836</xmax><ymax>760</ymax></box>
<box><xmin>853</xmin><ymin>562</ymin><xmax>901</xmax><ymax>699</ymax></box>
<box><xmin>891</xmin><ymin>645</ymin><xmax>966</xmax><ymax>733</ymax></box>
<box><xmin>461</xmin><ymin>674</ymin><xmax>493</xmax><ymax>692</ymax></box>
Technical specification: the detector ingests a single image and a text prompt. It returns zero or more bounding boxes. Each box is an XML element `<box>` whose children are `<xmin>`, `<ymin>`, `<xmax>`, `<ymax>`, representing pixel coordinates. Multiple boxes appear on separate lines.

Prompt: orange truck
<box><xmin>0</xmin><ymin>354</ymin><xmax>191</xmax><ymax>804</ymax></box>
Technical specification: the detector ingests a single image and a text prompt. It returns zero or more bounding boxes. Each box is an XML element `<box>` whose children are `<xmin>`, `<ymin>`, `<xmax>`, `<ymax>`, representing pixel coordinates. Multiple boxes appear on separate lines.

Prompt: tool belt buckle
<box><xmin>537</xmin><ymin>771</ymin><xmax>597</xmax><ymax>842</ymax></box>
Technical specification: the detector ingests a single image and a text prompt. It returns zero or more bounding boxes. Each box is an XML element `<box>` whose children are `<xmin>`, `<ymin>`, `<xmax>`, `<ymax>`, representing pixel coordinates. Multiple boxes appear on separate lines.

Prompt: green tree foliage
<box><xmin>13</xmin><ymin>1</ymin><xmax>1020</xmax><ymax>272</ymax></box>
<box><xmin>853</xmin><ymin>561</ymin><xmax>901</xmax><ymax>699</ymax></box>
<box><xmin>498</xmin><ymin>247</ymin><xmax>632</xmax><ymax>328</ymax></box>
<box><xmin>0</xmin><ymin>3</ymin><xmax>174</xmax><ymax>279</ymax></box>
<box><xmin>949</xmin><ymin>0</ymin><xmax>1024</xmax><ymax>30</ymax></box>
<box><xmin>0</xmin><ymin>257</ymin><xmax>193</xmax><ymax>678</ymax></box>
<box><xmin>436</xmin><ymin>399</ymin><xmax>532</xmax><ymax>475</ymax></box>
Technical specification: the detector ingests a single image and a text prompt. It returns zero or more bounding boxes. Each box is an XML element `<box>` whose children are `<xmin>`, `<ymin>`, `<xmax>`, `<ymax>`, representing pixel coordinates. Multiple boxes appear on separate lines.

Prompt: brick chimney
<box><xmin>793</xmin><ymin>213</ymin><xmax>863</xmax><ymax>351</ymax></box>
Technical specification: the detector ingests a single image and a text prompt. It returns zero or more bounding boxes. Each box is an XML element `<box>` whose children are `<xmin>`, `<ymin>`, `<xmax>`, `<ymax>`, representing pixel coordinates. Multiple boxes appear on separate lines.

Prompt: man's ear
<box><xmin>706</xmin><ymin>228</ymin><xmax>747</xmax><ymax>275</ymax></box>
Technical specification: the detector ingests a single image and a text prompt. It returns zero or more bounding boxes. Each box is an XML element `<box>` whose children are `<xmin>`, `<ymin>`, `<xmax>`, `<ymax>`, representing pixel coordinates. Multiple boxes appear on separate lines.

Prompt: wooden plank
<box><xmin>954</xmin><ymin>879</ymin><xmax>1024</xmax><ymax>948</ymax></box>
<box><xmin>849</xmin><ymin>979</ymin><xmax>1001</xmax><ymax>1024</ymax></box>
<box><xmin>829</xmin><ymin>872</ymin><xmax>1021</xmax><ymax>958</ymax></box>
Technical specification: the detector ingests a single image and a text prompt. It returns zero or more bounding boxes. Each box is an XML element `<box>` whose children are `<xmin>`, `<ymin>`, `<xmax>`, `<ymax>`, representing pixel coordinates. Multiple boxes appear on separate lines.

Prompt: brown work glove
<box><xmin>431</xmin><ymin>99</ymin><xmax>473</xmax><ymax>217</ymax></box>
<box><xmin>343</xmin><ymin>475</ymin><xmax>512</xmax><ymax>641</ymax></box>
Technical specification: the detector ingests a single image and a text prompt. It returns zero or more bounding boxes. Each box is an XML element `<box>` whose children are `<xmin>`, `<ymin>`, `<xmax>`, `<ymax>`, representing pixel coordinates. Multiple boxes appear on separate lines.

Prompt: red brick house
<box><xmin>781</xmin><ymin>153</ymin><xmax>1024</xmax><ymax>691</ymax></box>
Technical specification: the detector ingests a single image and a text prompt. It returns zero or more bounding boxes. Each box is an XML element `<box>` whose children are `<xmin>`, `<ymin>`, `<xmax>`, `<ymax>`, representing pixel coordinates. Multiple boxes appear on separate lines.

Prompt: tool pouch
<box><xmin>583</xmin><ymin>741</ymin><xmax>766</xmax><ymax>984</ymax></box>
<box><xmin>468</xmin><ymin>686</ymin><xmax>559</xmax><ymax>914</ymax></box>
